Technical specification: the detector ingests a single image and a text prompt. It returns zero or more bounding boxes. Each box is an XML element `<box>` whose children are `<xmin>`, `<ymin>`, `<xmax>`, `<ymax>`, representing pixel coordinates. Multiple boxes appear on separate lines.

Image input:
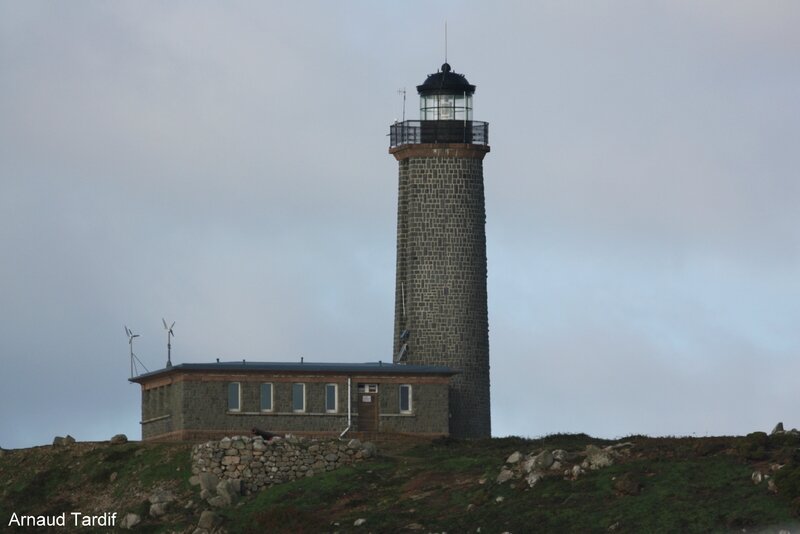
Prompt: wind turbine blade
<box><xmin>170</xmin><ymin>321</ymin><xmax>175</xmax><ymax>329</ymax></box>
<box><xmin>162</xmin><ymin>318</ymin><xmax>167</xmax><ymax>329</ymax></box>
<box><xmin>125</xmin><ymin>326</ymin><xmax>130</xmax><ymax>336</ymax></box>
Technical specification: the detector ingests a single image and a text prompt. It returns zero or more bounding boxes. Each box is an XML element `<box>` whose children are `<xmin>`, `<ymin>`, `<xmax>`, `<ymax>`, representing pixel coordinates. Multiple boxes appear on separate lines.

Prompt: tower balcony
<box><xmin>389</xmin><ymin>120</ymin><xmax>489</xmax><ymax>148</ymax></box>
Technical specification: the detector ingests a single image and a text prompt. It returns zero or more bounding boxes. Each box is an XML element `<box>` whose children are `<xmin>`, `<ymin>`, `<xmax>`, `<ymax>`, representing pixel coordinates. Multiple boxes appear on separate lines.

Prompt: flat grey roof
<box><xmin>129</xmin><ymin>361</ymin><xmax>459</xmax><ymax>383</ymax></box>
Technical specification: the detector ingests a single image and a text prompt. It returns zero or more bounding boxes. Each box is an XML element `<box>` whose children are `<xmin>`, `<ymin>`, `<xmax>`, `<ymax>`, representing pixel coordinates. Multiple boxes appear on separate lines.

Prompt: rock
<box><xmin>405</xmin><ymin>523</ymin><xmax>425</xmax><ymax>530</ymax></box>
<box><xmin>506</xmin><ymin>451</ymin><xmax>522</xmax><ymax>464</ymax></box>
<box><xmin>496</xmin><ymin>469</ymin><xmax>514</xmax><ymax>484</ymax></box>
<box><xmin>752</xmin><ymin>471</ymin><xmax>763</xmax><ymax>484</ymax></box>
<box><xmin>767</xmin><ymin>479</ymin><xmax>778</xmax><ymax>493</ymax></box>
<box><xmin>219</xmin><ymin>437</ymin><xmax>232</xmax><ymax>449</ymax></box>
<box><xmin>362</xmin><ymin>441</ymin><xmax>377</xmax><ymax>458</ymax></box>
<box><xmin>216</xmin><ymin>479</ymin><xmax>242</xmax><ymax>505</ymax></box>
<box><xmin>495</xmin><ymin>496</ymin><xmax>504</xmax><ymax>503</ymax></box>
<box><xmin>189</xmin><ymin>475</ymin><xmax>201</xmax><ymax>486</ymax></box>
<box><xmin>53</xmin><ymin>435</ymin><xmax>76</xmax><ymax>447</ymax></box>
<box><xmin>347</xmin><ymin>438</ymin><xmax>362</xmax><ymax>450</ymax></box>
<box><xmin>533</xmin><ymin>450</ymin><xmax>554</xmax><ymax>470</ymax></box>
<box><xmin>613</xmin><ymin>473</ymin><xmax>642</xmax><ymax>495</ymax></box>
<box><xmin>149</xmin><ymin>502</ymin><xmax>168</xmax><ymax>517</ymax></box>
<box><xmin>119</xmin><ymin>513</ymin><xmax>141</xmax><ymax>529</ymax></box>
<box><xmin>109</xmin><ymin>472</ymin><xmax>118</xmax><ymax>483</ymax></box>
<box><xmin>572</xmin><ymin>465</ymin><xmax>583</xmax><ymax>478</ymax></box>
<box><xmin>207</xmin><ymin>495</ymin><xmax>228</xmax><ymax>508</ymax></box>
<box><xmin>771</xmin><ymin>422</ymin><xmax>785</xmax><ymax>435</ymax></box>
<box><xmin>585</xmin><ymin>445</ymin><xmax>614</xmax><ymax>470</ymax></box>
<box><xmin>526</xmin><ymin>472</ymin><xmax>543</xmax><ymax>488</ymax></box>
<box><xmin>198</xmin><ymin>510</ymin><xmax>221</xmax><ymax>530</ymax></box>
<box><xmin>110</xmin><ymin>434</ymin><xmax>128</xmax><ymax>445</ymax></box>
<box><xmin>199</xmin><ymin>473</ymin><xmax>220</xmax><ymax>493</ymax></box>
<box><xmin>354</xmin><ymin>518</ymin><xmax>367</xmax><ymax>526</ymax></box>
<box><xmin>200</xmin><ymin>489</ymin><xmax>212</xmax><ymax>500</ymax></box>
<box><xmin>552</xmin><ymin>449</ymin><xmax>568</xmax><ymax>462</ymax></box>
<box><xmin>551</xmin><ymin>461</ymin><xmax>562</xmax><ymax>471</ymax></box>
<box><xmin>149</xmin><ymin>489</ymin><xmax>176</xmax><ymax>505</ymax></box>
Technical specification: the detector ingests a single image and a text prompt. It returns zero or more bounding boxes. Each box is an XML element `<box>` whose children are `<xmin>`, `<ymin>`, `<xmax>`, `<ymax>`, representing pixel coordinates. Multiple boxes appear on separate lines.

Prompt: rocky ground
<box><xmin>1</xmin><ymin>425</ymin><xmax>799</xmax><ymax>533</ymax></box>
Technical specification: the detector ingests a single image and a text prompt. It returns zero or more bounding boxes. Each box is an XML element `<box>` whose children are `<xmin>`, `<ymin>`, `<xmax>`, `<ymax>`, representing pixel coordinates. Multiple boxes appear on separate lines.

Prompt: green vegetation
<box><xmin>1</xmin><ymin>434</ymin><xmax>799</xmax><ymax>533</ymax></box>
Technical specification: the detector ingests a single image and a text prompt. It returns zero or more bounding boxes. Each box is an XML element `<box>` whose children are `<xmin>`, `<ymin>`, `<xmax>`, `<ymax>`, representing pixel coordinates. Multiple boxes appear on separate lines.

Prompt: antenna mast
<box><xmin>445</xmin><ymin>21</ymin><xmax>448</xmax><ymax>63</ymax></box>
<box><xmin>162</xmin><ymin>318</ymin><xmax>175</xmax><ymax>368</ymax></box>
<box><xmin>398</xmin><ymin>88</ymin><xmax>406</xmax><ymax>122</ymax></box>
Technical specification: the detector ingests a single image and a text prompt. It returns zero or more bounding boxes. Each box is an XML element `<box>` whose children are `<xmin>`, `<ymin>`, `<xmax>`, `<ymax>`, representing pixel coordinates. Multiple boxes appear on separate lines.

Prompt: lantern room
<box><xmin>389</xmin><ymin>62</ymin><xmax>488</xmax><ymax>148</ymax></box>
<box><xmin>418</xmin><ymin>63</ymin><xmax>475</xmax><ymax>120</ymax></box>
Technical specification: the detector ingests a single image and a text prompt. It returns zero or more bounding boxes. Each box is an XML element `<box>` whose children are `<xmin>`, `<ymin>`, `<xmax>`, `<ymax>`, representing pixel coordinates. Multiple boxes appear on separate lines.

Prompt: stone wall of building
<box><xmin>391</xmin><ymin>145</ymin><xmax>491</xmax><ymax>438</ymax></box>
<box><xmin>141</xmin><ymin>375</ymin><xmax>451</xmax><ymax>440</ymax></box>
<box><xmin>191</xmin><ymin>435</ymin><xmax>376</xmax><ymax>495</ymax></box>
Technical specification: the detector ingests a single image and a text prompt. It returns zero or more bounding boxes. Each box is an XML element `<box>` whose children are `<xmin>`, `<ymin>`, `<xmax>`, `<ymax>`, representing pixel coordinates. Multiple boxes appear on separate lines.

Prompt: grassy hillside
<box><xmin>1</xmin><ymin>433</ymin><xmax>799</xmax><ymax>533</ymax></box>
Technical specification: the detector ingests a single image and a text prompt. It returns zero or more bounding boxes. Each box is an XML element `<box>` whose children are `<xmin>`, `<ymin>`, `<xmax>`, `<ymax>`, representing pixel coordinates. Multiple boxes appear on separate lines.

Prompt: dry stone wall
<box><xmin>191</xmin><ymin>435</ymin><xmax>376</xmax><ymax>494</ymax></box>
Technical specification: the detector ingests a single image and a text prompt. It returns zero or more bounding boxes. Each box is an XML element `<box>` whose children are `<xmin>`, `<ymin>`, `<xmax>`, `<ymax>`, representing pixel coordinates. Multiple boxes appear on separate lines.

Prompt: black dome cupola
<box><xmin>416</xmin><ymin>63</ymin><xmax>476</xmax><ymax>96</ymax></box>
<box><xmin>417</xmin><ymin>63</ymin><xmax>475</xmax><ymax>121</ymax></box>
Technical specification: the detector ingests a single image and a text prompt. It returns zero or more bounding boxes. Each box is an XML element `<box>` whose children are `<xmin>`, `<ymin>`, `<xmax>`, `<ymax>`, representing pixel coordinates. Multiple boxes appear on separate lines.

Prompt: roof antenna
<box><xmin>162</xmin><ymin>318</ymin><xmax>175</xmax><ymax>368</ymax></box>
<box><xmin>397</xmin><ymin>88</ymin><xmax>406</xmax><ymax>122</ymax></box>
<box><xmin>125</xmin><ymin>325</ymin><xmax>149</xmax><ymax>378</ymax></box>
<box><xmin>445</xmin><ymin>20</ymin><xmax>448</xmax><ymax>63</ymax></box>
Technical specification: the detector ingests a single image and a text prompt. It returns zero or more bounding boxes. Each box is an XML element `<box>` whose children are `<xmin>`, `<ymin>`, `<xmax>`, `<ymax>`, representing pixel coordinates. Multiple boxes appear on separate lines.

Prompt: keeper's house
<box><xmin>129</xmin><ymin>361</ymin><xmax>457</xmax><ymax>441</ymax></box>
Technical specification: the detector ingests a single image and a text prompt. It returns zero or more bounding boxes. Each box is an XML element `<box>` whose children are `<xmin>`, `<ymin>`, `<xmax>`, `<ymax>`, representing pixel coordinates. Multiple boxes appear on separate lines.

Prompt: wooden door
<box><xmin>357</xmin><ymin>384</ymin><xmax>379</xmax><ymax>432</ymax></box>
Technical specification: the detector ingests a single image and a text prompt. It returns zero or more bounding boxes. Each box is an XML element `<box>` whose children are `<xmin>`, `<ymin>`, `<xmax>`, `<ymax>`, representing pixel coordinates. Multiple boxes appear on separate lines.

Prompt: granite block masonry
<box><xmin>191</xmin><ymin>435</ymin><xmax>376</xmax><ymax>495</ymax></box>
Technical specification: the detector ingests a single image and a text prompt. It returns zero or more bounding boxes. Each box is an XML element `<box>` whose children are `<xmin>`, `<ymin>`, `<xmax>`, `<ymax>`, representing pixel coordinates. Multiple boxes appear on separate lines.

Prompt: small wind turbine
<box><xmin>125</xmin><ymin>325</ymin><xmax>149</xmax><ymax>378</ymax></box>
<box><xmin>162</xmin><ymin>318</ymin><xmax>175</xmax><ymax>368</ymax></box>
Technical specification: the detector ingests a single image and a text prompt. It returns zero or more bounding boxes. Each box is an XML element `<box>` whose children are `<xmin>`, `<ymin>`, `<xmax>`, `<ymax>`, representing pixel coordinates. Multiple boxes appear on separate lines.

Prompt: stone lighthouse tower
<box><xmin>389</xmin><ymin>62</ymin><xmax>491</xmax><ymax>438</ymax></box>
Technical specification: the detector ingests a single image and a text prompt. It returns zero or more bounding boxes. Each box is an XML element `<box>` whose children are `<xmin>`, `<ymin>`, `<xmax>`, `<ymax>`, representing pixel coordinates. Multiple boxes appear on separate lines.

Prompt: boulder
<box><xmin>149</xmin><ymin>489</ymin><xmax>176</xmax><ymax>505</ymax></box>
<box><xmin>216</xmin><ymin>479</ymin><xmax>242</xmax><ymax>505</ymax></box>
<box><xmin>526</xmin><ymin>472</ymin><xmax>543</xmax><ymax>488</ymax></box>
<box><xmin>585</xmin><ymin>445</ymin><xmax>614</xmax><ymax>470</ymax></box>
<box><xmin>552</xmin><ymin>449</ymin><xmax>568</xmax><ymax>462</ymax></box>
<box><xmin>354</xmin><ymin>518</ymin><xmax>367</xmax><ymax>526</ymax></box>
<box><xmin>533</xmin><ymin>450</ymin><xmax>554</xmax><ymax>470</ymax></box>
<box><xmin>110</xmin><ymin>434</ymin><xmax>128</xmax><ymax>445</ymax></box>
<box><xmin>149</xmin><ymin>502</ymin><xmax>168</xmax><ymax>517</ymax></box>
<box><xmin>362</xmin><ymin>442</ymin><xmax>377</xmax><ymax>458</ymax></box>
<box><xmin>752</xmin><ymin>471</ymin><xmax>763</xmax><ymax>485</ymax></box>
<box><xmin>506</xmin><ymin>451</ymin><xmax>522</xmax><ymax>464</ymax></box>
<box><xmin>53</xmin><ymin>435</ymin><xmax>76</xmax><ymax>447</ymax></box>
<box><xmin>207</xmin><ymin>495</ymin><xmax>228</xmax><ymax>508</ymax></box>
<box><xmin>119</xmin><ymin>513</ymin><xmax>141</xmax><ymax>529</ymax></box>
<box><xmin>347</xmin><ymin>438</ymin><xmax>362</xmax><ymax>450</ymax></box>
<box><xmin>199</xmin><ymin>473</ymin><xmax>220</xmax><ymax>493</ymax></box>
<box><xmin>189</xmin><ymin>475</ymin><xmax>201</xmax><ymax>487</ymax></box>
<box><xmin>613</xmin><ymin>473</ymin><xmax>642</xmax><ymax>495</ymax></box>
<box><xmin>496</xmin><ymin>469</ymin><xmax>514</xmax><ymax>484</ymax></box>
<box><xmin>198</xmin><ymin>510</ymin><xmax>221</xmax><ymax>530</ymax></box>
<box><xmin>771</xmin><ymin>422</ymin><xmax>785</xmax><ymax>435</ymax></box>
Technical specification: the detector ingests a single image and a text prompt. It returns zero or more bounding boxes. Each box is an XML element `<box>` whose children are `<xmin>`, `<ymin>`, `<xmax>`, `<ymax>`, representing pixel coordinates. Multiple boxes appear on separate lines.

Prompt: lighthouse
<box><xmin>389</xmin><ymin>62</ymin><xmax>491</xmax><ymax>438</ymax></box>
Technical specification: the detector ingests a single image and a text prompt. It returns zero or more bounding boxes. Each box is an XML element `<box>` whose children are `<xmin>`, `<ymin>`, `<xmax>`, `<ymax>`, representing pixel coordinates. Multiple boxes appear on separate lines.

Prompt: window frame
<box><xmin>292</xmin><ymin>383</ymin><xmax>306</xmax><ymax>413</ymax></box>
<box><xmin>399</xmin><ymin>384</ymin><xmax>412</xmax><ymax>414</ymax></box>
<box><xmin>260</xmin><ymin>383</ymin><xmax>274</xmax><ymax>412</ymax></box>
<box><xmin>325</xmin><ymin>383</ymin><xmax>338</xmax><ymax>413</ymax></box>
<box><xmin>228</xmin><ymin>382</ymin><xmax>241</xmax><ymax>412</ymax></box>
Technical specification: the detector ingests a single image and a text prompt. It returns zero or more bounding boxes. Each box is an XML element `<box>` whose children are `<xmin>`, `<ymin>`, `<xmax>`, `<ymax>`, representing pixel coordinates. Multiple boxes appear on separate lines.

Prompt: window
<box><xmin>260</xmin><ymin>383</ymin><xmax>273</xmax><ymax>412</ymax></box>
<box><xmin>292</xmin><ymin>383</ymin><xmax>305</xmax><ymax>412</ymax></box>
<box><xmin>228</xmin><ymin>382</ymin><xmax>241</xmax><ymax>412</ymax></box>
<box><xmin>325</xmin><ymin>384</ymin><xmax>338</xmax><ymax>413</ymax></box>
<box><xmin>399</xmin><ymin>385</ymin><xmax>412</xmax><ymax>413</ymax></box>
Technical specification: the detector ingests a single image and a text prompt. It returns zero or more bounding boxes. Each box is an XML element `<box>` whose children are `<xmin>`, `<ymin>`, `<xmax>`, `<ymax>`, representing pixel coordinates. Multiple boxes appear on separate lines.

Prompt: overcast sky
<box><xmin>1</xmin><ymin>1</ymin><xmax>798</xmax><ymax>449</ymax></box>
